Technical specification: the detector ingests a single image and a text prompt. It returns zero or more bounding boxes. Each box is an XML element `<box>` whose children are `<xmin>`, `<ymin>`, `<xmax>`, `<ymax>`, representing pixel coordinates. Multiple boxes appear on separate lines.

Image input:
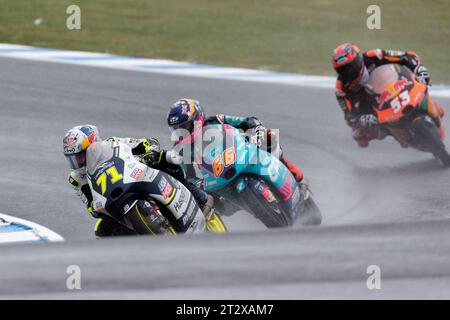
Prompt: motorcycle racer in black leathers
<box><xmin>63</xmin><ymin>125</ymin><xmax>216</xmax><ymax>237</ymax></box>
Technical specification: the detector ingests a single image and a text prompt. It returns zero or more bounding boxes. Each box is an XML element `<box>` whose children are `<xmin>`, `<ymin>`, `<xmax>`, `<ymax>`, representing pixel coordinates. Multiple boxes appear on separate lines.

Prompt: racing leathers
<box><xmin>68</xmin><ymin>137</ymin><xmax>214</xmax><ymax>237</ymax></box>
<box><xmin>205</xmin><ymin>114</ymin><xmax>304</xmax><ymax>183</ymax></box>
<box><xmin>336</xmin><ymin>49</ymin><xmax>444</xmax><ymax>147</ymax></box>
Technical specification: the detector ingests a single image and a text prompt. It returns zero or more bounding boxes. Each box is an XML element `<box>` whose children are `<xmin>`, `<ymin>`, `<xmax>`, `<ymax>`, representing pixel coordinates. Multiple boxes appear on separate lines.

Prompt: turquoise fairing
<box><xmin>197</xmin><ymin>125</ymin><xmax>296</xmax><ymax>200</ymax></box>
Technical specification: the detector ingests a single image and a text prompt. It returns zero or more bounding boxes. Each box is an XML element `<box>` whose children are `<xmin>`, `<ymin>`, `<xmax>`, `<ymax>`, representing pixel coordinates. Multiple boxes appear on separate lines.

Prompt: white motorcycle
<box><xmin>85</xmin><ymin>138</ymin><xmax>226</xmax><ymax>235</ymax></box>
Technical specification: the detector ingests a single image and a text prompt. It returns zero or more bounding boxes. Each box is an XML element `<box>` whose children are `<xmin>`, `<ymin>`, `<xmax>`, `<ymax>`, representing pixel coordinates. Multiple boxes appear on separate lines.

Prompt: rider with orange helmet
<box><xmin>332</xmin><ymin>43</ymin><xmax>443</xmax><ymax>147</ymax></box>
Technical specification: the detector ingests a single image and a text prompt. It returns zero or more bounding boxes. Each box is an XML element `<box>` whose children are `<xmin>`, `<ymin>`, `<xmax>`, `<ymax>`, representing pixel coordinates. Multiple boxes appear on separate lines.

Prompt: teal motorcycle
<box><xmin>184</xmin><ymin>124</ymin><xmax>322</xmax><ymax>228</ymax></box>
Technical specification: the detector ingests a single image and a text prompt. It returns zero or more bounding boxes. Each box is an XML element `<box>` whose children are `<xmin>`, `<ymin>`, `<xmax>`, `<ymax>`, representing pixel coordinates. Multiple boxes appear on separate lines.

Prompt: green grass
<box><xmin>1</xmin><ymin>0</ymin><xmax>450</xmax><ymax>83</ymax></box>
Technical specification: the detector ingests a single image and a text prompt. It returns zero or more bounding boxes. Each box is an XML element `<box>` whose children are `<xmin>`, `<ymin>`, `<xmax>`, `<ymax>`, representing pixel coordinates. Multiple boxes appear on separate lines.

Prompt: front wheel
<box><xmin>298</xmin><ymin>195</ymin><xmax>322</xmax><ymax>226</ymax></box>
<box><xmin>239</xmin><ymin>181</ymin><xmax>292</xmax><ymax>228</ymax></box>
<box><xmin>412</xmin><ymin>116</ymin><xmax>450</xmax><ymax>167</ymax></box>
<box><xmin>433</xmin><ymin>146</ymin><xmax>450</xmax><ymax>167</ymax></box>
<box><xmin>205</xmin><ymin>210</ymin><xmax>228</xmax><ymax>233</ymax></box>
<box><xmin>125</xmin><ymin>199</ymin><xmax>171</xmax><ymax>235</ymax></box>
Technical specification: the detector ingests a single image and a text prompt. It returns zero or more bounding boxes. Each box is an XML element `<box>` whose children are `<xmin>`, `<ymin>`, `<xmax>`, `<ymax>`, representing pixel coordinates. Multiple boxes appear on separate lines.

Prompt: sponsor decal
<box><xmin>378</xmin><ymin>79</ymin><xmax>412</xmax><ymax>106</ymax></box>
<box><xmin>169</xmin><ymin>176</ymin><xmax>182</xmax><ymax>189</ymax></box>
<box><xmin>173</xmin><ymin>189</ymin><xmax>187</xmax><ymax>212</ymax></box>
<box><xmin>182</xmin><ymin>213</ymin><xmax>190</xmax><ymax>226</ymax></box>
<box><xmin>162</xmin><ymin>182</ymin><xmax>174</xmax><ymax>200</ymax></box>
<box><xmin>182</xmin><ymin>199</ymin><xmax>197</xmax><ymax>226</ymax></box>
<box><xmin>279</xmin><ymin>177</ymin><xmax>293</xmax><ymax>202</ymax></box>
<box><xmin>386</xmin><ymin>50</ymin><xmax>404</xmax><ymax>57</ymax></box>
<box><xmin>255</xmin><ymin>181</ymin><xmax>264</xmax><ymax>192</ymax></box>
<box><xmin>291</xmin><ymin>185</ymin><xmax>301</xmax><ymax>209</ymax></box>
<box><xmin>63</xmin><ymin>133</ymin><xmax>80</xmax><ymax>153</ymax></box>
<box><xmin>158</xmin><ymin>176</ymin><xmax>168</xmax><ymax>192</ymax></box>
<box><xmin>187</xmin><ymin>200</ymin><xmax>196</xmax><ymax>216</ymax></box>
<box><xmin>169</xmin><ymin>116</ymin><xmax>179</xmax><ymax>125</ymax></box>
<box><xmin>145</xmin><ymin>169</ymin><xmax>158</xmax><ymax>182</ymax></box>
<box><xmin>130</xmin><ymin>168</ymin><xmax>143</xmax><ymax>180</ymax></box>
<box><xmin>94</xmin><ymin>201</ymin><xmax>104</xmax><ymax>212</ymax></box>
<box><xmin>63</xmin><ymin>135</ymin><xmax>78</xmax><ymax>148</ymax></box>
<box><xmin>189</xmin><ymin>221</ymin><xmax>198</xmax><ymax>231</ymax></box>
<box><xmin>261</xmin><ymin>185</ymin><xmax>277</xmax><ymax>203</ymax></box>
<box><xmin>393</xmin><ymin>79</ymin><xmax>411</xmax><ymax>91</ymax></box>
<box><xmin>93</xmin><ymin>161</ymin><xmax>114</xmax><ymax>180</ymax></box>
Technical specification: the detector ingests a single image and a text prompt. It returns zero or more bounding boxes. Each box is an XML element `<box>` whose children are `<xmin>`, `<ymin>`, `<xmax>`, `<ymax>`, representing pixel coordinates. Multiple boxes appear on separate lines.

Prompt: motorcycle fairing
<box><xmin>369</xmin><ymin>64</ymin><xmax>427</xmax><ymax>124</ymax></box>
<box><xmin>195</xmin><ymin>124</ymin><xmax>302</xmax><ymax>219</ymax></box>
<box><xmin>87</xmin><ymin>140</ymin><xmax>205</xmax><ymax>233</ymax></box>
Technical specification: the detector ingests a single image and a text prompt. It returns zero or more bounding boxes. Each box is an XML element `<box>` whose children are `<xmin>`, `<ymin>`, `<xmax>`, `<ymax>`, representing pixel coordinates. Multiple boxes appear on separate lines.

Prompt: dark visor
<box><xmin>66</xmin><ymin>152</ymin><xmax>86</xmax><ymax>170</ymax></box>
<box><xmin>337</xmin><ymin>55</ymin><xmax>363</xmax><ymax>84</ymax></box>
<box><xmin>170</xmin><ymin>119</ymin><xmax>194</xmax><ymax>132</ymax></box>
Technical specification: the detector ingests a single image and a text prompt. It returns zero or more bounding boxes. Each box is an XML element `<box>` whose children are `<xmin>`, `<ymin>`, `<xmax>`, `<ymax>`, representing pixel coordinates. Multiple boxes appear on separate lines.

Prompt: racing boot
<box><xmin>200</xmin><ymin>194</ymin><xmax>227</xmax><ymax>233</ymax></box>
<box><xmin>186</xmin><ymin>183</ymin><xmax>227</xmax><ymax>233</ymax></box>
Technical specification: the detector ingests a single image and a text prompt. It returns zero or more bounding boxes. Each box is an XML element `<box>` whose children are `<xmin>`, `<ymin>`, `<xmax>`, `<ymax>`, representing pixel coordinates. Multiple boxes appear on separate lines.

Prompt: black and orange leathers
<box><xmin>335</xmin><ymin>49</ymin><xmax>422</xmax><ymax>147</ymax></box>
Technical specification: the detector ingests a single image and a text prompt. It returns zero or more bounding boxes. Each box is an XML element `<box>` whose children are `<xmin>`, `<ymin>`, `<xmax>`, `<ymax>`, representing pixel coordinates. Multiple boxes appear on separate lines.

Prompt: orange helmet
<box><xmin>333</xmin><ymin>43</ymin><xmax>365</xmax><ymax>86</ymax></box>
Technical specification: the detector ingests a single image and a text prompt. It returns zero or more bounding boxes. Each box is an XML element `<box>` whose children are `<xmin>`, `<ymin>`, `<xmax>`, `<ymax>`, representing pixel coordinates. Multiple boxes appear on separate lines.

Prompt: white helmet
<box><xmin>63</xmin><ymin>125</ymin><xmax>101</xmax><ymax>169</ymax></box>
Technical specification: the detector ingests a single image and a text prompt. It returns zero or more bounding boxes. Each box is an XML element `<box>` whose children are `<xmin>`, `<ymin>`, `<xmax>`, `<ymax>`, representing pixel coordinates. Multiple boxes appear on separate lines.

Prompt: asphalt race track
<box><xmin>1</xmin><ymin>57</ymin><xmax>450</xmax><ymax>299</ymax></box>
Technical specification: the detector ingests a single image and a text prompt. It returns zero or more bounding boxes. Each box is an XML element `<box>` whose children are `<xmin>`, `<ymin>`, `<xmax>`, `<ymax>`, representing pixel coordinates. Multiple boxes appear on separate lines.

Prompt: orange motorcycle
<box><xmin>368</xmin><ymin>63</ymin><xmax>450</xmax><ymax>166</ymax></box>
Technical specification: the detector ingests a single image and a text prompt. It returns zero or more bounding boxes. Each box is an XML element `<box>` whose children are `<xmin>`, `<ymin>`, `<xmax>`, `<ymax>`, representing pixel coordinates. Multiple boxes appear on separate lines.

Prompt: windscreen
<box><xmin>368</xmin><ymin>64</ymin><xmax>401</xmax><ymax>94</ymax></box>
<box><xmin>86</xmin><ymin>141</ymin><xmax>115</xmax><ymax>175</ymax></box>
